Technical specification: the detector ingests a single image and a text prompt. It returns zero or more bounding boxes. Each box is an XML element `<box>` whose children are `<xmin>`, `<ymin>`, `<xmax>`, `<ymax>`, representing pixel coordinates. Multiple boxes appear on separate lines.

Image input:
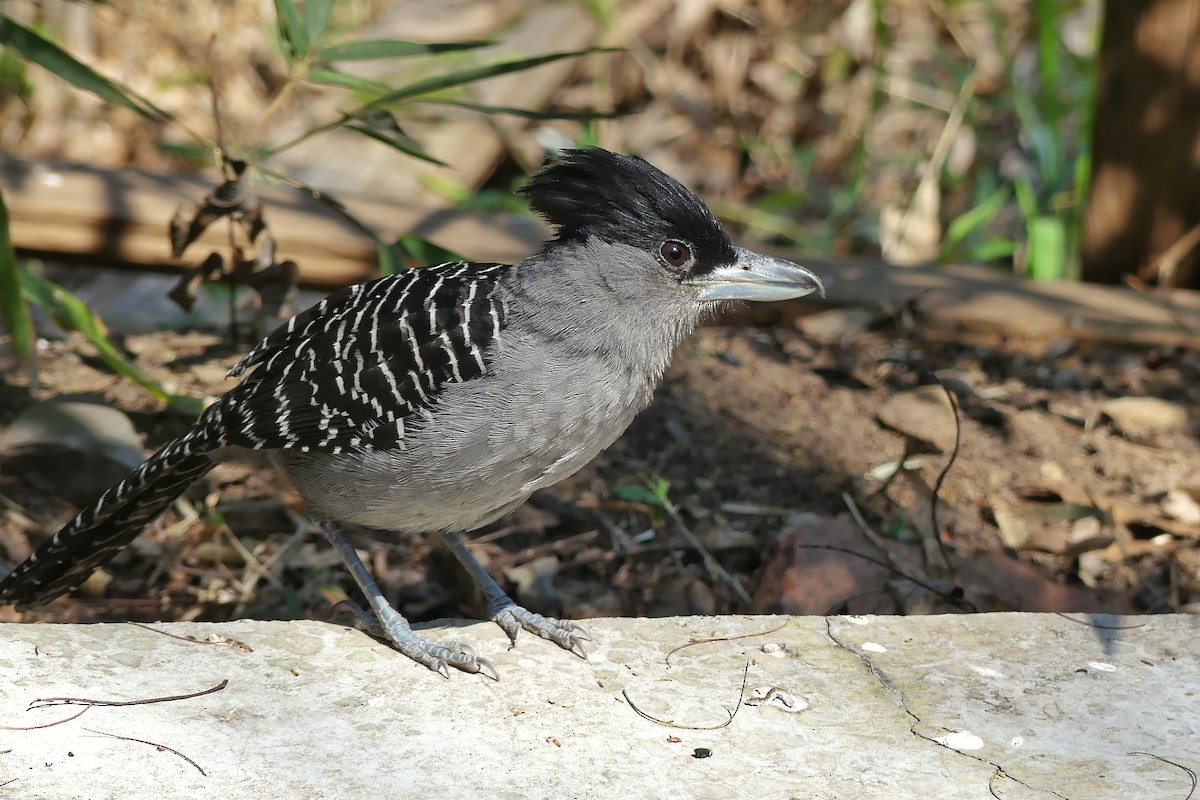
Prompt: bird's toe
<box><xmin>492</xmin><ymin>605</ymin><xmax>591</xmax><ymax>660</ymax></box>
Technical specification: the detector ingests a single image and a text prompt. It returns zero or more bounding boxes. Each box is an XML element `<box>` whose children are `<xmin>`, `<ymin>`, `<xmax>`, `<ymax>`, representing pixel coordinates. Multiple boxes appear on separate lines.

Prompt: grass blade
<box><xmin>0</xmin><ymin>17</ymin><xmax>163</xmax><ymax>120</ymax></box>
<box><xmin>941</xmin><ymin>186</ymin><xmax>1010</xmax><ymax>258</ymax></box>
<box><xmin>1026</xmin><ymin>215</ymin><xmax>1067</xmax><ymax>281</ymax></box>
<box><xmin>0</xmin><ymin>188</ymin><xmax>34</xmax><ymax>358</ymax></box>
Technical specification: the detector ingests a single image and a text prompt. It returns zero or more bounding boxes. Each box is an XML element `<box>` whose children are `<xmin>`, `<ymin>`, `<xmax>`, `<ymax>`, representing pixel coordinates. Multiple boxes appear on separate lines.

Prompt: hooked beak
<box><xmin>688</xmin><ymin>248</ymin><xmax>825</xmax><ymax>302</ymax></box>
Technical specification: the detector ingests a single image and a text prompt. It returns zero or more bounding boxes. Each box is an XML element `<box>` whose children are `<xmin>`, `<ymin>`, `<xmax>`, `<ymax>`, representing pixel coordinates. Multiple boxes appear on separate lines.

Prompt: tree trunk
<box><xmin>1082</xmin><ymin>0</ymin><xmax>1200</xmax><ymax>287</ymax></box>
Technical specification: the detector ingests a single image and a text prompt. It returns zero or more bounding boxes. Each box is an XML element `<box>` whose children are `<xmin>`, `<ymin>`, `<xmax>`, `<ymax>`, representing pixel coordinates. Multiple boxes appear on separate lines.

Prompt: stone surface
<box><xmin>0</xmin><ymin>614</ymin><xmax>1195</xmax><ymax>799</ymax></box>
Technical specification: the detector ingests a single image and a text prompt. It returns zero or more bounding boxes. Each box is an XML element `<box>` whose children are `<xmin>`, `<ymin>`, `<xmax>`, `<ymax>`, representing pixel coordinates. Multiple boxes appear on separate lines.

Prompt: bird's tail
<box><xmin>0</xmin><ymin>436</ymin><xmax>216</xmax><ymax>608</ymax></box>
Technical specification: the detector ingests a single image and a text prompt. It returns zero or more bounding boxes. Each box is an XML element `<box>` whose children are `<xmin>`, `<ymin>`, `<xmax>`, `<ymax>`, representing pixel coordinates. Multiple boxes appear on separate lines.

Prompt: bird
<box><xmin>0</xmin><ymin>148</ymin><xmax>824</xmax><ymax>678</ymax></box>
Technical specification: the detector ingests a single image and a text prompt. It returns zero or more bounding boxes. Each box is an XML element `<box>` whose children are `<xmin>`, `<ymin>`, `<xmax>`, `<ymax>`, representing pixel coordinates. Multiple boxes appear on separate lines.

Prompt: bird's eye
<box><xmin>660</xmin><ymin>240</ymin><xmax>691</xmax><ymax>268</ymax></box>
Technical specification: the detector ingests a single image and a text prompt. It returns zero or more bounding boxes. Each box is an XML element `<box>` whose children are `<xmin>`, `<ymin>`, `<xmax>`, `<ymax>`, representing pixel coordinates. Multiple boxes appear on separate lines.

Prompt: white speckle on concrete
<box><xmin>969</xmin><ymin>664</ymin><xmax>1003</xmax><ymax>678</ymax></box>
<box><xmin>760</xmin><ymin>642</ymin><xmax>787</xmax><ymax>657</ymax></box>
<box><xmin>844</xmin><ymin>615</ymin><xmax>871</xmax><ymax>625</ymax></box>
<box><xmin>1087</xmin><ymin>661</ymin><xmax>1116</xmax><ymax>672</ymax></box>
<box><xmin>935</xmin><ymin>730</ymin><xmax>984</xmax><ymax>751</ymax></box>
<box><xmin>862</xmin><ymin>642</ymin><xmax>887</xmax><ymax>653</ymax></box>
<box><xmin>517</xmin><ymin>657</ymin><xmax>538</xmax><ymax>668</ymax></box>
<box><xmin>1010</xmin><ymin>737</ymin><xmax>1024</xmax><ymax>748</ymax></box>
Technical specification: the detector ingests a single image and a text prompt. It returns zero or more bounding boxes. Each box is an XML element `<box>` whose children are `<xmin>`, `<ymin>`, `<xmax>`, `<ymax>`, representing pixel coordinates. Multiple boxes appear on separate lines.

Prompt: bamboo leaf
<box><xmin>19</xmin><ymin>272</ymin><xmax>205</xmax><ymax>415</ymax></box>
<box><xmin>303</xmin><ymin>0</ymin><xmax>331</xmax><ymax>46</ymax></box>
<box><xmin>314</xmin><ymin>38</ymin><xmax>492</xmax><ymax>62</ymax></box>
<box><xmin>306</xmin><ymin>66</ymin><xmax>390</xmax><ymax>96</ymax></box>
<box><xmin>356</xmin><ymin>48</ymin><xmax>612</xmax><ymax>112</ymax></box>
<box><xmin>273</xmin><ymin>0</ymin><xmax>309</xmax><ymax>60</ymax></box>
<box><xmin>0</xmin><ymin>17</ymin><xmax>163</xmax><ymax>120</ymax></box>
<box><xmin>427</xmin><ymin>99</ymin><xmax>624</xmax><ymax>121</ymax></box>
<box><xmin>397</xmin><ymin>235</ymin><xmax>463</xmax><ymax>266</ymax></box>
<box><xmin>345</xmin><ymin>110</ymin><xmax>445</xmax><ymax>165</ymax></box>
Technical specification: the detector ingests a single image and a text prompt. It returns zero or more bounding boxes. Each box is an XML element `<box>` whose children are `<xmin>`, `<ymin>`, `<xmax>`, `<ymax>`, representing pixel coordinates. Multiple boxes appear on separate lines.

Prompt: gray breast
<box><xmin>279</xmin><ymin>330</ymin><xmax>651</xmax><ymax>533</ymax></box>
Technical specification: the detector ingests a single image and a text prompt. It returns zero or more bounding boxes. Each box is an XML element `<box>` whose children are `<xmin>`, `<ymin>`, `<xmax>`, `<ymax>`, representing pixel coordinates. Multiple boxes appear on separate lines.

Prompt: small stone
<box><xmin>1100</xmin><ymin>396</ymin><xmax>1189</xmax><ymax>436</ymax></box>
<box><xmin>876</xmin><ymin>385</ymin><xmax>957</xmax><ymax>453</ymax></box>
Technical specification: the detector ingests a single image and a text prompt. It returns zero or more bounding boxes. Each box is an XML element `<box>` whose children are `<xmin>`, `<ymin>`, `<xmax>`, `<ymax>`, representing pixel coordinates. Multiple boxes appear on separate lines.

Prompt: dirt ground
<box><xmin>2</xmin><ymin>304</ymin><xmax>1197</xmax><ymax>633</ymax></box>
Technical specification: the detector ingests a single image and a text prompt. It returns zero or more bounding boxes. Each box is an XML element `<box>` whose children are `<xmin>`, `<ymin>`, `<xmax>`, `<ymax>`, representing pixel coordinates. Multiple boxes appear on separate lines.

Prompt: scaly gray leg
<box><xmin>323</xmin><ymin>524</ymin><xmax>498</xmax><ymax>680</ymax></box>
<box><xmin>439</xmin><ymin>530</ymin><xmax>590</xmax><ymax>659</ymax></box>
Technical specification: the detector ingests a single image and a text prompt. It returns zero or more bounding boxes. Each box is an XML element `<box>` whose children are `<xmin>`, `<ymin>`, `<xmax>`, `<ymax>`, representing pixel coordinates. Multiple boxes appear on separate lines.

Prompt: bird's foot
<box><xmin>338</xmin><ymin>599</ymin><xmax>499</xmax><ymax>680</ymax></box>
<box><xmin>489</xmin><ymin>602</ymin><xmax>591</xmax><ymax>659</ymax></box>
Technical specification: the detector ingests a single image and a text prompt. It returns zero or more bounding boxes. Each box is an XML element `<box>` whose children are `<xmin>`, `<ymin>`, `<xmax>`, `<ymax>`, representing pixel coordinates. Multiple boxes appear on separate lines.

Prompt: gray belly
<box><xmin>278</xmin><ymin>345</ymin><xmax>651</xmax><ymax>533</ymax></box>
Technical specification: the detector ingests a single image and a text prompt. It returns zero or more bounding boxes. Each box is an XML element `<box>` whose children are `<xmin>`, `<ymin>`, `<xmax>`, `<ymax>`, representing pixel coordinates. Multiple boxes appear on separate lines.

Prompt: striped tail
<box><xmin>0</xmin><ymin>436</ymin><xmax>216</xmax><ymax>608</ymax></box>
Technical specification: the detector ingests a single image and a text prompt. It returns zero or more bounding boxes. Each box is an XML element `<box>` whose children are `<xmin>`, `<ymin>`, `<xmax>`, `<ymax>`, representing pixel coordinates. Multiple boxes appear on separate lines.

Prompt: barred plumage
<box><xmin>0</xmin><ymin>260</ymin><xmax>510</xmax><ymax>608</ymax></box>
<box><xmin>218</xmin><ymin>260</ymin><xmax>508</xmax><ymax>453</ymax></box>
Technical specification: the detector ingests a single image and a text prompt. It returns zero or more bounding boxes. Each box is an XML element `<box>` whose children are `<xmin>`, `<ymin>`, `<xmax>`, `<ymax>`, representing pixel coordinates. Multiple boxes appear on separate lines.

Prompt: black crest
<box><xmin>520</xmin><ymin>148</ymin><xmax>737</xmax><ymax>276</ymax></box>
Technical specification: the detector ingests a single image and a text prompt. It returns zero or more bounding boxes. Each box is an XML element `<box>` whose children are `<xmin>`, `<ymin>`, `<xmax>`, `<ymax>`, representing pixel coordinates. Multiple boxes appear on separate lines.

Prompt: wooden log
<box><xmin>0</xmin><ymin>156</ymin><xmax>544</xmax><ymax>289</ymax></box>
<box><xmin>4</xmin><ymin>157</ymin><xmax>1199</xmax><ymax>352</ymax></box>
<box><xmin>728</xmin><ymin>255</ymin><xmax>1200</xmax><ymax>353</ymax></box>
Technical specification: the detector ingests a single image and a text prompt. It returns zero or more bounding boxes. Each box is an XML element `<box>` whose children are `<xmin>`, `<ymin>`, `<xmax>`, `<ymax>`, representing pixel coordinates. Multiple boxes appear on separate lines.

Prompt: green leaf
<box><xmin>274</xmin><ymin>0</ymin><xmax>309</xmax><ymax>60</ymax></box>
<box><xmin>303</xmin><ymin>0</ymin><xmax>331</xmax><ymax>46</ymax></box>
<box><xmin>378</xmin><ymin>235</ymin><xmax>464</xmax><ymax>274</ymax></box>
<box><xmin>1026</xmin><ymin>215</ymin><xmax>1067</xmax><ymax>281</ymax></box>
<box><xmin>155</xmin><ymin>140</ymin><xmax>214</xmax><ymax>168</ymax></box>
<box><xmin>19</xmin><ymin>271</ymin><xmax>205</xmax><ymax>415</ymax></box>
<box><xmin>345</xmin><ymin>110</ymin><xmax>446</xmax><ymax>165</ymax></box>
<box><xmin>357</xmin><ymin>48</ymin><xmax>612</xmax><ymax>111</ymax></box>
<box><xmin>427</xmin><ymin>99</ymin><xmax>624</xmax><ymax>121</ymax></box>
<box><xmin>0</xmin><ymin>17</ymin><xmax>162</xmax><ymax>120</ymax></box>
<box><xmin>306</xmin><ymin>66</ymin><xmax>390</xmax><ymax>96</ymax></box>
<box><xmin>314</xmin><ymin>38</ymin><xmax>492</xmax><ymax>62</ymax></box>
<box><xmin>941</xmin><ymin>186</ymin><xmax>1010</xmax><ymax>257</ymax></box>
<box><xmin>611</xmin><ymin>484</ymin><xmax>662</xmax><ymax>506</ymax></box>
<box><xmin>0</xmin><ymin>188</ymin><xmax>34</xmax><ymax>358</ymax></box>
<box><xmin>971</xmin><ymin>238</ymin><xmax>1018</xmax><ymax>261</ymax></box>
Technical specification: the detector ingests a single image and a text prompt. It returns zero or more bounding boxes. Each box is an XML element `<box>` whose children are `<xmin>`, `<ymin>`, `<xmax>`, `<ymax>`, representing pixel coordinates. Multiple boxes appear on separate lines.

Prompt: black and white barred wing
<box><xmin>214</xmin><ymin>261</ymin><xmax>509</xmax><ymax>453</ymax></box>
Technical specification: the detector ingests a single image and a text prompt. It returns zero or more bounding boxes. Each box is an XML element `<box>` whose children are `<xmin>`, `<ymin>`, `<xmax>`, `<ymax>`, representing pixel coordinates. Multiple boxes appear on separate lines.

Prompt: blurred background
<box><xmin>1</xmin><ymin>1</ymin><xmax>1198</xmax><ymax>629</ymax></box>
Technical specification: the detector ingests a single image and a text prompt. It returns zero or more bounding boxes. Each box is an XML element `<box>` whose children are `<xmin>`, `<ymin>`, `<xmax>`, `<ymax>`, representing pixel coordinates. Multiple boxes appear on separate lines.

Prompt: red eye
<box><xmin>660</xmin><ymin>240</ymin><xmax>691</xmax><ymax>268</ymax></box>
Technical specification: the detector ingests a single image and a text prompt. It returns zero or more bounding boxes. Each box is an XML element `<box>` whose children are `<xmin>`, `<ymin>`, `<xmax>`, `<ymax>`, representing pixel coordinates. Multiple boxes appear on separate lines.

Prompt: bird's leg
<box><xmin>439</xmin><ymin>531</ymin><xmax>590</xmax><ymax>659</ymax></box>
<box><xmin>322</xmin><ymin>523</ymin><xmax>498</xmax><ymax>680</ymax></box>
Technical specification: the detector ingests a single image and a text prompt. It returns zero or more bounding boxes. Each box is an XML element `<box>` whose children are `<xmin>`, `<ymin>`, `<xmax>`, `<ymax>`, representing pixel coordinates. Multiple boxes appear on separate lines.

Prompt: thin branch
<box><xmin>0</xmin><ymin>705</ymin><xmax>90</xmax><ymax>731</ymax></box>
<box><xmin>664</xmin><ymin>620</ymin><xmax>790</xmax><ymax>666</ymax></box>
<box><xmin>622</xmin><ymin>662</ymin><xmax>750</xmax><ymax>730</ymax></box>
<box><xmin>82</xmin><ymin>728</ymin><xmax>207</xmax><ymax>777</ymax></box>
<box><xmin>28</xmin><ymin>680</ymin><xmax>228</xmax><ymax>711</ymax></box>
<box><xmin>1129</xmin><ymin>752</ymin><xmax>1196</xmax><ymax>800</ymax></box>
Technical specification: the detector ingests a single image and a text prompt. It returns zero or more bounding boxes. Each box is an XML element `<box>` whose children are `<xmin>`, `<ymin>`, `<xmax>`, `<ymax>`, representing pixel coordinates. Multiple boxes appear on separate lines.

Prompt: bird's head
<box><xmin>520</xmin><ymin>148</ymin><xmax>824</xmax><ymax>306</ymax></box>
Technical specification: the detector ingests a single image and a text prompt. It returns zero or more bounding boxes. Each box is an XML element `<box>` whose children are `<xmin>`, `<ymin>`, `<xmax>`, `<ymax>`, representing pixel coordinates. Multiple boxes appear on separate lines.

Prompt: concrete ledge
<box><xmin>0</xmin><ymin>614</ymin><xmax>1195</xmax><ymax>799</ymax></box>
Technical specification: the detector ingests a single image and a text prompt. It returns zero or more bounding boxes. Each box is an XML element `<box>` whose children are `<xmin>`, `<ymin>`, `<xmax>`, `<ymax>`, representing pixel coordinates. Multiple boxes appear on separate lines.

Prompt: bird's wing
<box><xmin>212</xmin><ymin>261</ymin><xmax>509</xmax><ymax>453</ymax></box>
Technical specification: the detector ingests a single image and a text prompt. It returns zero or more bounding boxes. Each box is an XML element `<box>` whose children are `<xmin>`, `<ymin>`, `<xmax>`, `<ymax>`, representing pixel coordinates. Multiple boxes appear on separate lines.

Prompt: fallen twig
<box><xmin>664</xmin><ymin>620</ymin><xmax>790</xmax><ymax>667</ymax></box>
<box><xmin>82</xmin><ymin>728</ymin><xmax>207</xmax><ymax>777</ymax></box>
<box><xmin>28</xmin><ymin>679</ymin><xmax>228</xmax><ymax>711</ymax></box>
<box><xmin>622</xmin><ymin>662</ymin><xmax>750</xmax><ymax>730</ymax></box>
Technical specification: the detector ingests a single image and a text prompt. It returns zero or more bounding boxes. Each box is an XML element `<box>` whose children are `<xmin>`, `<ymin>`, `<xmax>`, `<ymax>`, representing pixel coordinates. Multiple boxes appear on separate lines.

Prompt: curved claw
<box><xmin>564</xmin><ymin>634</ymin><xmax>590</xmax><ymax>660</ymax></box>
<box><xmin>566</xmin><ymin>620</ymin><xmax>592</xmax><ymax>642</ymax></box>
<box><xmin>491</xmin><ymin>605</ymin><xmax>593</xmax><ymax>660</ymax></box>
<box><xmin>474</xmin><ymin>656</ymin><xmax>501</xmax><ymax>682</ymax></box>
